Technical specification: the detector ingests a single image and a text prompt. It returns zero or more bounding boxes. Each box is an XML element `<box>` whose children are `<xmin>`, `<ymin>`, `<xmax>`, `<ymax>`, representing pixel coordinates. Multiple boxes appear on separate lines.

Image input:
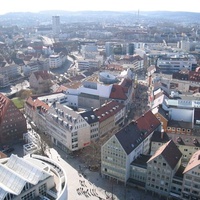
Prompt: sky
<box><xmin>1</xmin><ymin>0</ymin><xmax>200</xmax><ymax>15</ymax></box>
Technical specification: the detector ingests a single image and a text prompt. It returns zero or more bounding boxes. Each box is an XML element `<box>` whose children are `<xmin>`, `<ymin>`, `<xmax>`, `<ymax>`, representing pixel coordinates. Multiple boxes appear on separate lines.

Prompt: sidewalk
<box><xmin>47</xmin><ymin>147</ymin><xmax>115</xmax><ymax>200</ymax></box>
<box><xmin>47</xmin><ymin>147</ymin><xmax>159</xmax><ymax>200</ymax></box>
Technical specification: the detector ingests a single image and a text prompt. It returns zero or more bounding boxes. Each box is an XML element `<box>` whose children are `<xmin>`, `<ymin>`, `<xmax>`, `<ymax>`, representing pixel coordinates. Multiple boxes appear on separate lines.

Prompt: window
<box><xmin>39</xmin><ymin>184</ymin><xmax>46</xmax><ymax>195</ymax></box>
<box><xmin>21</xmin><ymin>190</ymin><xmax>35</xmax><ymax>200</ymax></box>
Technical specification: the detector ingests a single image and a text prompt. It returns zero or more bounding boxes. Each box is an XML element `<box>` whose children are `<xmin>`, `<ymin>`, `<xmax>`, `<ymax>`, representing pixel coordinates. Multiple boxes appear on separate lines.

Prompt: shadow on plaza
<box><xmin>54</xmin><ymin>145</ymin><xmax>160</xmax><ymax>200</ymax></box>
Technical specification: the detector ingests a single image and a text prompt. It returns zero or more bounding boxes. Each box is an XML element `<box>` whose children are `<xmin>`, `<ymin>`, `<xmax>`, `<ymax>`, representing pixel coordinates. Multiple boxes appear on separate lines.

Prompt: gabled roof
<box><xmin>55</xmin><ymin>85</ymin><xmax>68</xmax><ymax>93</ymax></box>
<box><xmin>94</xmin><ymin>101</ymin><xmax>125</xmax><ymax>123</ymax></box>
<box><xmin>110</xmin><ymin>78</ymin><xmax>132</xmax><ymax>100</ymax></box>
<box><xmin>115</xmin><ymin>122</ymin><xmax>142</xmax><ymax>155</ymax></box>
<box><xmin>26</xmin><ymin>96</ymin><xmax>49</xmax><ymax>111</ymax></box>
<box><xmin>115</xmin><ymin>110</ymin><xmax>161</xmax><ymax>155</ymax></box>
<box><xmin>109</xmin><ymin>85</ymin><xmax>127</xmax><ymax>100</ymax></box>
<box><xmin>147</xmin><ymin>140</ymin><xmax>182</xmax><ymax>169</ymax></box>
<box><xmin>119</xmin><ymin>78</ymin><xmax>132</xmax><ymax>93</ymax></box>
<box><xmin>183</xmin><ymin>150</ymin><xmax>200</xmax><ymax>173</ymax></box>
<box><xmin>136</xmin><ymin>110</ymin><xmax>161</xmax><ymax>132</ymax></box>
<box><xmin>33</xmin><ymin>70</ymin><xmax>50</xmax><ymax>81</ymax></box>
<box><xmin>0</xmin><ymin>93</ymin><xmax>11</xmax><ymax>124</ymax></box>
<box><xmin>151</xmin><ymin>131</ymin><xmax>170</xmax><ymax>143</ymax></box>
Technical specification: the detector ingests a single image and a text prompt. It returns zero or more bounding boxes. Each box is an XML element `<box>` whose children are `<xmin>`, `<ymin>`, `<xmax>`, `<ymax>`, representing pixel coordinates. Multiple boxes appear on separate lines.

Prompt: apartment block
<box><xmin>101</xmin><ymin>110</ymin><xmax>161</xmax><ymax>183</ymax></box>
<box><xmin>94</xmin><ymin>101</ymin><xmax>125</xmax><ymax>137</ymax></box>
<box><xmin>146</xmin><ymin>140</ymin><xmax>182</xmax><ymax>198</ymax></box>
<box><xmin>182</xmin><ymin>150</ymin><xmax>200</xmax><ymax>200</ymax></box>
<box><xmin>46</xmin><ymin>102</ymin><xmax>91</xmax><ymax>152</ymax></box>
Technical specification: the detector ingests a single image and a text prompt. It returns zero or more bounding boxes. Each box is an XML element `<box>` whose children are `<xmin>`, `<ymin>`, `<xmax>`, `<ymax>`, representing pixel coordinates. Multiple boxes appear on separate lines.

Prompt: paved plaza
<box><xmin>48</xmin><ymin>147</ymin><xmax>159</xmax><ymax>200</ymax></box>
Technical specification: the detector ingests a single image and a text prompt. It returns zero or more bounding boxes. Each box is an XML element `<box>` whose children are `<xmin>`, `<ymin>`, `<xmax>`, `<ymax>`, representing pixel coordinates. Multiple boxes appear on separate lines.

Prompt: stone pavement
<box><xmin>47</xmin><ymin>148</ymin><xmax>114</xmax><ymax>200</ymax></box>
<box><xmin>47</xmin><ymin>147</ymin><xmax>159</xmax><ymax>200</ymax></box>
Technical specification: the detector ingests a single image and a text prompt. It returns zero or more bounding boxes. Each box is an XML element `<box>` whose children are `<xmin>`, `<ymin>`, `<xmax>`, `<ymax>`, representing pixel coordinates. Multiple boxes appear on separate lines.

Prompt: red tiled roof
<box><xmin>109</xmin><ymin>85</ymin><xmax>127</xmax><ymax>100</ymax></box>
<box><xmin>0</xmin><ymin>151</ymin><xmax>7</xmax><ymax>158</ymax></box>
<box><xmin>94</xmin><ymin>101</ymin><xmax>125</xmax><ymax>123</ymax></box>
<box><xmin>136</xmin><ymin>110</ymin><xmax>161</xmax><ymax>133</ymax></box>
<box><xmin>105</xmin><ymin>64</ymin><xmax>123</xmax><ymax>71</ymax></box>
<box><xmin>109</xmin><ymin>78</ymin><xmax>132</xmax><ymax>100</ymax></box>
<box><xmin>56</xmin><ymin>85</ymin><xmax>68</xmax><ymax>93</ymax></box>
<box><xmin>25</xmin><ymin>96</ymin><xmax>49</xmax><ymax>111</ymax></box>
<box><xmin>119</xmin><ymin>78</ymin><xmax>132</xmax><ymax>92</ymax></box>
<box><xmin>0</xmin><ymin>93</ymin><xmax>10</xmax><ymax>124</ymax></box>
<box><xmin>120</xmin><ymin>54</ymin><xmax>143</xmax><ymax>62</ymax></box>
<box><xmin>33</xmin><ymin>70</ymin><xmax>51</xmax><ymax>81</ymax></box>
<box><xmin>188</xmin><ymin>71</ymin><xmax>200</xmax><ymax>82</ymax></box>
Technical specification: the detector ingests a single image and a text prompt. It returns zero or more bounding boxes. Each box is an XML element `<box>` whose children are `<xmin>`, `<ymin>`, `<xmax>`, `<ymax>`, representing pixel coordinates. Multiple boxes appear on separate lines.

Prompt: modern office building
<box><xmin>49</xmin><ymin>55</ymin><xmax>62</xmax><ymax>69</ymax></box>
<box><xmin>52</xmin><ymin>16</ymin><xmax>60</xmax><ymax>35</ymax></box>
<box><xmin>157</xmin><ymin>54</ymin><xmax>197</xmax><ymax>73</ymax></box>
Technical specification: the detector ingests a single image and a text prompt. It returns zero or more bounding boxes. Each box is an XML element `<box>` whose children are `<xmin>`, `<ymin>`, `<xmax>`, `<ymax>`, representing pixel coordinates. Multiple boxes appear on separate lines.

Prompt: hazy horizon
<box><xmin>1</xmin><ymin>0</ymin><xmax>200</xmax><ymax>15</ymax></box>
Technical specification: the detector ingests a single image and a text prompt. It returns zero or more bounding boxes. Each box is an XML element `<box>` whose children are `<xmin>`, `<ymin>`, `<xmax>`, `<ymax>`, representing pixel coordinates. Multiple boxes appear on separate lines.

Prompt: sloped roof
<box><xmin>151</xmin><ymin>131</ymin><xmax>170</xmax><ymax>143</ymax></box>
<box><xmin>94</xmin><ymin>101</ymin><xmax>125</xmax><ymax>123</ymax></box>
<box><xmin>136</xmin><ymin>110</ymin><xmax>161</xmax><ymax>132</ymax></box>
<box><xmin>0</xmin><ymin>93</ymin><xmax>11</xmax><ymax>124</ymax></box>
<box><xmin>25</xmin><ymin>96</ymin><xmax>49</xmax><ymax>111</ymax></box>
<box><xmin>56</xmin><ymin>85</ymin><xmax>68</xmax><ymax>93</ymax></box>
<box><xmin>183</xmin><ymin>150</ymin><xmax>200</xmax><ymax>173</ymax></box>
<box><xmin>33</xmin><ymin>70</ymin><xmax>50</xmax><ymax>81</ymax></box>
<box><xmin>189</xmin><ymin>71</ymin><xmax>200</xmax><ymax>82</ymax></box>
<box><xmin>80</xmin><ymin>110</ymin><xmax>98</xmax><ymax>125</ymax></box>
<box><xmin>119</xmin><ymin>78</ymin><xmax>132</xmax><ymax>92</ymax></box>
<box><xmin>147</xmin><ymin>140</ymin><xmax>182</xmax><ymax>169</ymax></box>
<box><xmin>115</xmin><ymin>110</ymin><xmax>161</xmax><ymax>155</ymax></box>
<box><xmin>109</xmin><ymin>85</ymin><xmax>127</xmax><ymax>100</ymax></box>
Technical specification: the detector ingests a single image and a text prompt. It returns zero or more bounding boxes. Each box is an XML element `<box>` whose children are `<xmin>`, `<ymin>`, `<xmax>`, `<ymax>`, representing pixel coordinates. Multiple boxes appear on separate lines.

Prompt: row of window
<box><xmin>147</xmin><ymin>183</ymin><xmax>169</xmax><ymax>192</ymax></box>
<box><xmin>167</xmin><ymin>127</ymin><xmax>190</xmax><ymax>132</ymax></box>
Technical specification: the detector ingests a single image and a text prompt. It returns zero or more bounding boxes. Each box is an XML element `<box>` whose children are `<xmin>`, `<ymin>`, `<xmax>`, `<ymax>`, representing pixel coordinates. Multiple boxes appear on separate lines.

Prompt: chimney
<box><xmin>161</xmin><ymin>129</ymin><xmax>164</xmax><ymax>139</ymax></box>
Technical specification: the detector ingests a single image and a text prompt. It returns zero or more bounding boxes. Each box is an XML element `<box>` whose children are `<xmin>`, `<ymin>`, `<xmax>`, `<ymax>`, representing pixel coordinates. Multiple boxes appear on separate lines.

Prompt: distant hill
<box><xmin>141</xmin><ymin>11</ymin><xmax>200</xmax><ymax>22</ymax></box>
<box><xmin>0</xmin><ymin>10</ymin><xmax>200</xmax><ymax>26</ymax></box>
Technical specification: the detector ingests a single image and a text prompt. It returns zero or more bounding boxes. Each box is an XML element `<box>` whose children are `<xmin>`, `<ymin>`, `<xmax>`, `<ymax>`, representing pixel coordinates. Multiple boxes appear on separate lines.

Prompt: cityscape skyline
<box><xmin>1</xmin><ymin>0</ymin><xmax>200</xmax><ymax>15</ymax></box>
